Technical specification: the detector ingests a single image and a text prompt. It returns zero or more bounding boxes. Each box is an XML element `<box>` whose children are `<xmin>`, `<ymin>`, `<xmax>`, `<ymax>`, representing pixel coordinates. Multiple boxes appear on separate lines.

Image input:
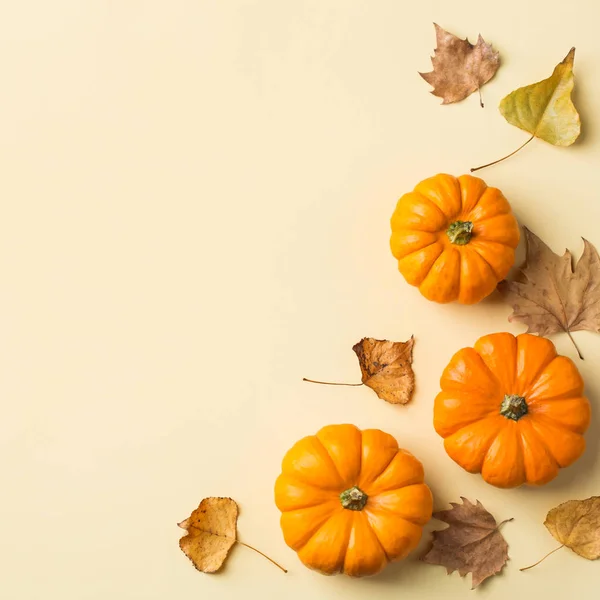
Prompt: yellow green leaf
<box><xmin>499</xmin><ymin>48</ymin><xmax>580</xmax><ymax>146</ymax></box>
<box><xmin>471</xmin><ymin>48</ymin><xmax>580</xmax><ymax>172</ymax></box>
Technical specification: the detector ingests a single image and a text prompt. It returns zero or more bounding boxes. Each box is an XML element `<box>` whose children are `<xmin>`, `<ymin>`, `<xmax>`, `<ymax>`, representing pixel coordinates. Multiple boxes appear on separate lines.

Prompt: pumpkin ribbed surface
<box><xmin>390</xmin><ymin>173</ymin><xmax>520</xmax><ymax>304</ymax></box>
<box><xmin>434</xmin><ymin>332</ymin><xmax>591</xmax><ymax>488</ymax></box>
<box><xmin>275</xmin><ymin>424</ymin><xmax>432</xmax><ymax>577</ymax></box>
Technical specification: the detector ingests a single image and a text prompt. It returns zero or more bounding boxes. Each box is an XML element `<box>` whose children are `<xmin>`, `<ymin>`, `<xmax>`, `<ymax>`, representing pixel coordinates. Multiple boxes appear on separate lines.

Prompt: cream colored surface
<box><xmin>3</xmin><ymin>1</ymin><xmax>600</xmax><ymax>598</ymax></box>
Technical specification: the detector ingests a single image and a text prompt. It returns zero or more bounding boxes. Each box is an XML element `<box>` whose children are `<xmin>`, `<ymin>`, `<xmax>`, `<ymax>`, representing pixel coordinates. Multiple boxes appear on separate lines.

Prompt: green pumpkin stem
<box><xmin>500</xmin><ymin>394</ymin><xmax>528</xmax><ymax>421</ymax></box>
<box><xmin>446</xmin><ymin>220</ymin><xmax>474</xmax><ymax>245</ymax></box>
<box><xmin>339</xmin><ymin>486</ymin><xmax>368</xmax><ymax>511</ymax></box>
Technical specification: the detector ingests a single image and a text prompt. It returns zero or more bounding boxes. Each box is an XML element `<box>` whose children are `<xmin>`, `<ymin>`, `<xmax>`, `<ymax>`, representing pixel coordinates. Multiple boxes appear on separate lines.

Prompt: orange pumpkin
<box><xmin>390</xmin><ymin>173</ymin><xmax>520</xmax><ymax>304</ymax></box>
<box><xmin>274</xmin><ymin>424</ymin><xmax>432</xmax><ymax>577</ymax></box>
<box><xmin>434</xmin><ymin>332</ymin><xmax>591</xmax><ymax>488</ymax></box>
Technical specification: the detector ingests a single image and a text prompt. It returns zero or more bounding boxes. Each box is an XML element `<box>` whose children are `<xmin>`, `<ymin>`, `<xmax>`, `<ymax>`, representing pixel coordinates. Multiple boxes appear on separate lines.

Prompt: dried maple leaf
<box><xmin>498</xmin><ymin>227</ymin><xmax>600</xmax><ymax>360</ymax></box>
<box><xmin>421</xmin><ymin>497</ymin><xmax>512</xmax><ymax>589</ymax></box>
<box><xmin>419</xmin><ymin>23</ymin><xmax>500</xmax><ymax>107</ymax></box>
<box><xmin>472</xmin><ymin>48</ymin><xmax>580</xmax><ymax>171</ymax></box>
<box><xmin>178</xmin><ymin>497</ymin><xmax>286</xmax><ymax>574</ymax></box>
<box><xmin>304</xmin><ymin>336</ymin><xmax>415</xmax><ymax>405</ymax></box>
<box><xmin>522</xmin><ymin>497</ymin><xmax>600</xmax><ymax>570</ymax></box>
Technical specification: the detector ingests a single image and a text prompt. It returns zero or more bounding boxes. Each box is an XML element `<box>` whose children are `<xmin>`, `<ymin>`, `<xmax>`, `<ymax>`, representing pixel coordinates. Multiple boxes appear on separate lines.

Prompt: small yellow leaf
<box><xmin>545</xmin><ymin>496</ymin><xmax>600</xmax><ymax>560</ymax></box>
<box><xmin>178</xmin><ymin>497</ymin><xmax>238</xmax><ymax>573</ymax></box>
<box><xmin>499</xmin><ymin>48</ymin><xmax>580</xmax><ymax>146</ymax></box>
<box><xmin>178</xmin><ymin>497</ymin><xmax>287</xmax><ymax>574</ymax></box>
<box><xmin>521</xmin><ymin>496</ymin><xmax>600</xmax><ymax>570</ymax></box>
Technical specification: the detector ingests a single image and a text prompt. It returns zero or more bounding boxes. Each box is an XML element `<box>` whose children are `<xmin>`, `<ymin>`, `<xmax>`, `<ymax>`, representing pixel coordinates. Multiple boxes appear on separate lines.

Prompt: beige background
<box><xmin>3</xmin><ymin>1</ymin><xmax>600</xmax><ymax>598</ymax></box>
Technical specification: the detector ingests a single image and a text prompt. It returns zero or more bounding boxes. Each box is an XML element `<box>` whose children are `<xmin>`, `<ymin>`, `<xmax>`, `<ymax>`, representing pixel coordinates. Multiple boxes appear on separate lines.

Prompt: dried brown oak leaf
<box><xmin>421</xmin><ymin>497</ymin><xmax>512</xmax><ymax>589</ymax></box>
<box><xmin>522</xmin><ymin>497</ymin><xmax>600</xmax><ymax>570</ymax></box>
<box><xmin>420</xmin><ymin>23</ymin><xmax>500</xmax><ymax>106</ymax></box>
<box><xmin>498</xmin><ymin>227</ymin><xmax>600</xmax><ymax>360</ymax></box>
<box><xmin>178</xmin><ymin>497</ymin><xmax>286</xmax><ymax>574</ymax></box>
<box><xmin>352</xmin><ymin>336</ymin><xmax>415</xmax><ymax>404</ymax></box>
<box><xmin>304</xmin><ymin>336</ymin><xmax>415</xmax><ymax>405</ymax></box>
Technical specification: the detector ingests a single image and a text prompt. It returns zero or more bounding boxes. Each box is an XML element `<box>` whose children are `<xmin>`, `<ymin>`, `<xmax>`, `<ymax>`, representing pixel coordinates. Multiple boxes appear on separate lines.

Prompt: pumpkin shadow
<box><xmin>364</xmin><ymin>551</ymin><xmax>418</xmax><ymax>585</ymax></box>
<box><xmin>478</xmin><ymin>287</ymin><xmax>509</xmax><ymax>308</ymax></box>
<box><xmin>535</xmin><ymin>373</ymin><xmax>600</xmax><ymax>492</ymax></box>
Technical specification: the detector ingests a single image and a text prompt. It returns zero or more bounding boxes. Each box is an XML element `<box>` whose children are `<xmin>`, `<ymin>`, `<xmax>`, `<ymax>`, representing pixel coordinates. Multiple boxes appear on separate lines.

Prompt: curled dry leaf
<box><xmin>522</xmin><ymin>497</ymin><xmax>600</xmax><ymax>570</ymax></box>
<box><xmin>498</xmin><ymin>227</ymin><xmax>600</xmax><ymax>359</ymax></box>
<box><xmin>419</xmin><ymin>23</ymin><xmax>500</xmax><ymax>106</ymax></box>
<box><xmin>304</xmin><ymin>336</ymin><xmax>415</xmax><ymax>405</ymax></box>
<box><xmin>472</xmin><ymin>48</ymin><xmax>580</xmax><ymax>171</ymax></box>
<box><xmin>421</xmin><ymin>497</ymin><xmax>512</xmax><ymax>589</ymax></box>
<box><xmin>178</xmin><ymin>497</ymin><xmax>287</xmax><ymax>574</ymax></box>
<box><xmin>352</xmin><ymin>336</ymin><xmax>415</xmax><ymax>404</ymax></box>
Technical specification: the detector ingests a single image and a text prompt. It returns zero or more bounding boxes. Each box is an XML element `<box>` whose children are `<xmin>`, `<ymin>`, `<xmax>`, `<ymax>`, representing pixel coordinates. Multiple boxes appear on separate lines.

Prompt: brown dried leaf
<box><xmin>352</xmin><ymin>336</ymin><xmax>415</xmax><ymax>404</ymax></box>
<box><xmin>498</xmin><ymin>227</ymin><xmax>600</xmax><ymax>359</ymax></box>
<box><xmin>178</xmin><ymin>497</ymin><xmax>238</xmax><ymax>573</ymax></box>
<box><xmin>421</xmin><ymin>497</ymin><xmax>512</xmax><ymax>589</ymax></box>
<box><xmin>545</xmin><ymin>496</ymin><xmax>600</xmax><ymax>560</ymax></box>
<box><xmin>420</xmin><ymin>23</ymin><xmax>500</xmax><ymax>106</ymax></box>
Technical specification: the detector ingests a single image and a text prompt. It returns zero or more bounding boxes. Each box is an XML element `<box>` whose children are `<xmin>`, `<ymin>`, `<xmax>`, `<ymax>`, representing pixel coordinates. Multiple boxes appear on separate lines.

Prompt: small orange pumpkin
<box><xmin>434</xmin><ymin>332</ymin><xmax>591</xmax><ymax>488</ymax></box>
<box><xmin>390</xmin><ymin>173</ymin><xmax>520</xmax><ymax>304</ymax></box>
<box><xmin>274</xmin><ymin>424</ymin><xmax>432</xmax><ymax>577</ymax></box>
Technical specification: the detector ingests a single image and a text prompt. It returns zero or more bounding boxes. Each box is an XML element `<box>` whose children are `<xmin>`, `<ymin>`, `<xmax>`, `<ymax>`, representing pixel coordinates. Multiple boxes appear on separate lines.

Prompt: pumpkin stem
<box><xmin>470</xmin><ymin>134</ymin><xmax>535</xmax><ymax>172</ymax></box>
<box><xmin>500</xmin><ymin>394</ymin><xmax>528</xmax><ymax>421</ymax></box>
<box><xmin>340</xmin><ymin>486</ymin><xmax>368</xmax><ymax>511</ymax></box>
<box><xmin>446</xmin><ymin>221</ymin><xmax>473</xmax><ymax>245</ymax></box>
<box><xmin>236</xmin><ymin>541</ymin><xmax>288</xmax><ymax>573</ymax></box>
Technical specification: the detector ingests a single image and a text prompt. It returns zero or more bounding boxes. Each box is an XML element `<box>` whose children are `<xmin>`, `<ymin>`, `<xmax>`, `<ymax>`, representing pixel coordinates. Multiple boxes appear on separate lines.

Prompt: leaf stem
<box><xmin>303</xmin><ymin>378</ymin><xmax>363</xmax><ymax>387</ymax></box>
<box><xmin>478</xmin><ymin>87</ymin><xmax>484</xmax><ymax>108</ymax></box>
<box><xmin>471</xmin><ymin>135</ymin><xmax>535</xmax><ymax>172</ymax></box>
<box><xmin>496</xmin><ymin>517</ymin><xmax>514</xmax><ymax>529</ymax></box>
<box><xmin>520</xmin><ymin>544</ymin><xmax>564</xmax><ymax>571</ymax></box>
<box><xmin>566</xmin><ymin>330</ymin><xmax>584</xmax><ymax>360</ymax></box>
<box><xmin>236</xmin><ymin>541</ymin><xmax>288</xmax><ymax>573</ymax></box>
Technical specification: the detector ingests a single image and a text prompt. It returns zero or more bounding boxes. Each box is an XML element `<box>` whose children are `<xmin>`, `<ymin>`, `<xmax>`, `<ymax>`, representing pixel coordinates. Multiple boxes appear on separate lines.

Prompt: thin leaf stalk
<box><xmin>520</xmin><ymin>544</ymin><xmax>564</xmax><ymax>571</ymax></box>
<box><xmin>303</xmin><ymin>378</ymin><xmax>363</xmax><ymax>387</ymax></box>
<box><xmin>237</xmin><ymin>541</ymin><xmax>288</xmax><ymax>573</ymax></box>
<box><xmin>496</xmin><ymin>518</ymin><xmax>514</xmax><ymax>529</ymax></box>
<box><xmin>471</xmin><ymin>135</ymin><xmax>535</xmax><ymax>172</ymax></box>
<box><xmin>566</xmin><ymin>330</ymin><xmax>584</xmax><ymax>360</ymax></box>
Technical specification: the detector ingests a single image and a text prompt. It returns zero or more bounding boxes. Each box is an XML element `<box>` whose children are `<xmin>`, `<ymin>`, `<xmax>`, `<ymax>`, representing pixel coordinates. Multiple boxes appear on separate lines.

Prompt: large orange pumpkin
<box><xmin>390</xmin><ymin>173</ymin><xmax>520</xmax><ymax>304</ymax></box>
<box><xmin>434</xmin><ymin>332</ymin><xmax>591</xmax><ymax>488</ymax></box>
<box><xmin>274</xmin><ymin>424</ymin><xmax>432</xmax><ymax>577</ymax></box>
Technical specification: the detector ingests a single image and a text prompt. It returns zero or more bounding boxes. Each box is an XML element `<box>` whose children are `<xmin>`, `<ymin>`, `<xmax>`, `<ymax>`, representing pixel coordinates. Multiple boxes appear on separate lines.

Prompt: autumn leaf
<box><xmin>521</xmin><ymin>497</ymin><xmax>600</xmax><ymax>570</ymax></box>
<box><xmin>179</xmin><ymin>497</ymin><xmax>237</xmax><ymax>573</ymax></box>
<box><xmin>352</xmin><ymin>337</ymin><xmax>415</xmax><ymax>404</ymax></box>
<box><xmin>419</xmin><ymin>23</ymin><xmax>500</xmax><ymax>107</ymax></box>
<box><xmin>472</xmin><ymin>48</ymin><xmax>580</xmax><ymax>171</ymax></box>
<box><xmin>421</xmin><ymin>497</ymin><xmax>512</xmax><ymax>589</ymax></box>
<box><xmin>304</xmin><ymin>336</ymin><xmax>415</xmax><ymax>405</ymax></box>
<box><xmin>498</xmin><ymin>227</ymin><xmax>600</xmax><ymax>359</ymax></box>
<box><xmin>178</xmin><ymin>497</ymin><xmax>287</xmax><ymax>574</ymax></box>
